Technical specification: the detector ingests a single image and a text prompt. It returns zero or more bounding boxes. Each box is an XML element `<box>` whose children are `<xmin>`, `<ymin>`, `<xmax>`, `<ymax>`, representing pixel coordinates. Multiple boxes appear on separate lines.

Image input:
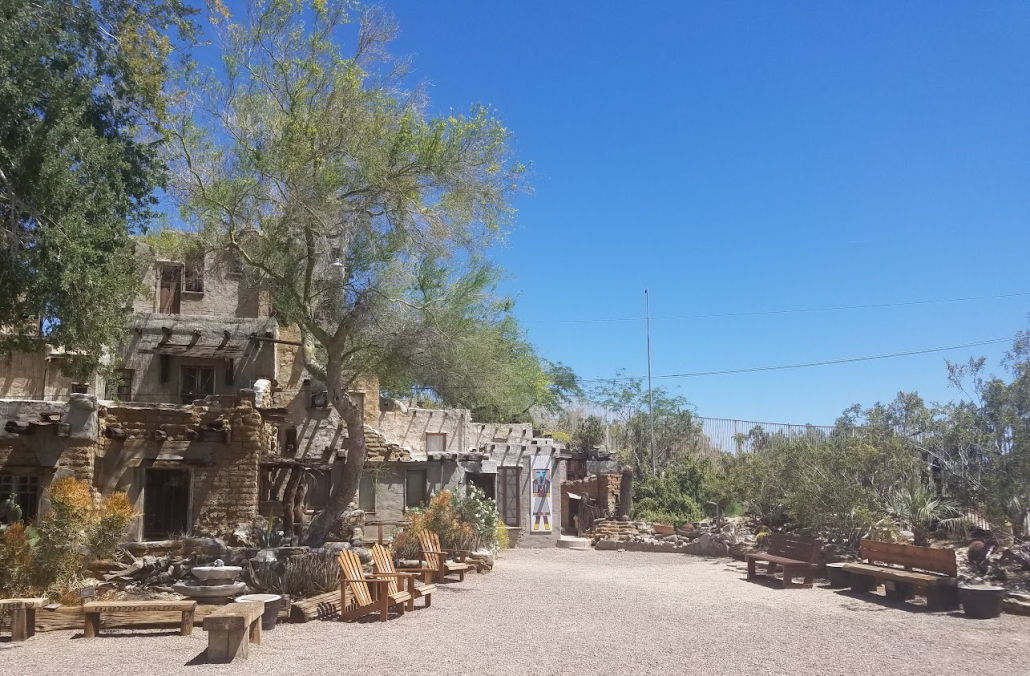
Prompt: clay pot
<box><xmin>959</xmin><ymin>585</ymin><xmax>1006</xmax><ymax>619</ymax></box>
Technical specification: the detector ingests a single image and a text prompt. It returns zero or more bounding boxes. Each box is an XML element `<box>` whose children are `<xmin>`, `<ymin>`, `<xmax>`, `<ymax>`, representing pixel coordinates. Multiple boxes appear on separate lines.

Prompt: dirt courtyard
<box><xmin>2</xmin><ymin>548</ymin><xmax>1027</xmax><ymax>675</ymax></box>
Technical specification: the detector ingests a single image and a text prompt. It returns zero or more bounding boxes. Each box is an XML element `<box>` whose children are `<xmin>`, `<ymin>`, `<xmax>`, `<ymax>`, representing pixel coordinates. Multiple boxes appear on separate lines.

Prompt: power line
<box><xmin>577</xmin><ymin>337</ymin><xmax>1011</xmax><ymax>383</ymax></box>
<box><xmin>526</xmin><ymin>291</ymin><xmax>1030</xmax><ymax>324</ymax></box>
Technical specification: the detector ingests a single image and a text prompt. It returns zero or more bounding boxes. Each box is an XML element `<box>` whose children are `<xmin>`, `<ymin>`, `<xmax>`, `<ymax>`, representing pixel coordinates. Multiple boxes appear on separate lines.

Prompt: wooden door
<box><xmin>498</xmin><ymin>467</ymin><xmax>520</xmax><ymax>527</ymax></box>
<box><xmin>158</xmin><ymin>265</ymin><xmax>182</xmax><ymax>314</ymax></box>
<box><xmin>143</xmin><ymin>469</ymin><xmax>190</xmax><ymax>539</ymax></box>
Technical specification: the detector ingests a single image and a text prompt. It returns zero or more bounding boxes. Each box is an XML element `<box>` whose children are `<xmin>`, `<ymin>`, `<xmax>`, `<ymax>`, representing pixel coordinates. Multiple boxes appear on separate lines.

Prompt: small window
<box><xmin>184</xmin><ymin>251</ymin><xmax>205</xmax><ymax>293</ymax></box>
<box><xmin>303</xmin><ymin>470</ymin><xmax>331</xmax><ymax>513</ymax></box>
<box><xmin>0</xmin><ymin>475</ymin><xmax>40</xmax><ymax>522</ymax></box>
<box><xmin>70</xmin><ymin>383</ymin><xmax>88</xmax><ymax>394</ymax></box>
<box><xmin>358</xmin><ymin>472</ymin><xmax>376</xmax><ymax>513</ymax></box>
<box><xmin>405</xmin><ymin>469</ymin><xmax>427</xmax><ymax>510</ymax></box>
<box><xmin>283</xmin><ymin>427</ymin><xmax>298</xmax><ymax>454</ymax></box>
<box><xmin>426</xmin><ymin>433</ymin><xmax>446</xmax><ymax>454</ymax></box>
<box><xmin>181</xmin><ymin>365</ymin><xmax>215</xmax><ymax>404</ymax></box>
<box><xmin>105</xmin><ymin>369</ymin><xmax>133</xmax><ymax>401</ymax></box>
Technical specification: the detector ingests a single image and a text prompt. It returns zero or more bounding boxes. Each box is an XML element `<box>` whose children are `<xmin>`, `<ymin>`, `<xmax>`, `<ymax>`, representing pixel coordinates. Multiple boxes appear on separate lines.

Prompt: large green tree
<box><xmin>0</xmin><ymin>0</ymin><xmax>195</xmax><ymax>374</ymax></box>
<box><xmin>167</xmin><ymin>1</ymin><xmax>528</xmax><ymax>545</ymax></box>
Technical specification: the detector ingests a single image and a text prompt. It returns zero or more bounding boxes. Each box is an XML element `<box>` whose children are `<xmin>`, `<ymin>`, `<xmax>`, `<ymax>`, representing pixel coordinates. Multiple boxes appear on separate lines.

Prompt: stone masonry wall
<box><xmin>560</xmin><ymin>474</ymin><xmax>621</xmax><ymax>530</ymax></box>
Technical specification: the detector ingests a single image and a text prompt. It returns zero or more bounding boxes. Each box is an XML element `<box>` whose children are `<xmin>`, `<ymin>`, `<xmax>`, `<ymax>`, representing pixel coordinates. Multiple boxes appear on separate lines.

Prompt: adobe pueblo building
<box><xmin>0</xmin><ymin>246</ymin><xmax>565</xmax><ymax>547</ymax></box>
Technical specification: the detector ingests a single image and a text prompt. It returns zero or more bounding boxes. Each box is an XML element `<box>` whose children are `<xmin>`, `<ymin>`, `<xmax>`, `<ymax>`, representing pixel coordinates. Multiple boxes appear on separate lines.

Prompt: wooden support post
<box><xmin>181</xmin><ymin>608</ymin><xmax>195</xmax><ymax>636</ymax></box>
<box><xmin>10</xmin><ymin>607</ymin><xmax>27</xmax><ymax>642</ymax></box>
<box><xmin>83</xmin><ymin>612</ymin><xmax>100</xmax><ymax>638</ymax></box>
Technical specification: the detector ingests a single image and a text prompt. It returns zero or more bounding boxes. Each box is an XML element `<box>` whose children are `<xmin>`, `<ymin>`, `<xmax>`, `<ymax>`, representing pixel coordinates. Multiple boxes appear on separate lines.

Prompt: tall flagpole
<box><xmin>645</xmin><ymin>289</ymin><xmax>656</xmax><ymax>475</ymax></box>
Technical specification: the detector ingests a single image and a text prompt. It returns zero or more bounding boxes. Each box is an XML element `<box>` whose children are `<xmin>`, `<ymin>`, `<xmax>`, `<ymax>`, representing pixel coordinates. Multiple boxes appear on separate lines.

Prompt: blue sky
<box><xmin>367</xmin><ymin>1</ymin><xmax>1030</xmax><ymax>424</ymax></box>
<box><xmin>211</xmin><ymin>2</ymin><xmax>1030</xmax><ymax>424</ymax></box>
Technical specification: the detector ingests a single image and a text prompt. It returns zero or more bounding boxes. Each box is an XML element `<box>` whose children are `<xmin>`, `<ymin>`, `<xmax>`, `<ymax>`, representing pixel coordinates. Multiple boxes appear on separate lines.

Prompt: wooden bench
<box><xmin>746</xmin><ymin>533</ymin><xmax>822</xmax><ymax>588</ymax></box>
<box><xmin>82</xmin><ymin>600</ymin><xmax>197</xmax><ymax>638</ymax></box>
<box><xmin>842</xmin><ymin>540</ymin><xmax>959</xmax><ymax>611</ymax></box>
<box><xmin>202</xmin><ymin>601</ymin><xmax>263</xmax><ymax>662</ymax></box>
<box><xmin>0</xmin><ymin>597</ymin><xmax>49</xmax><ymax>642</ymax></box>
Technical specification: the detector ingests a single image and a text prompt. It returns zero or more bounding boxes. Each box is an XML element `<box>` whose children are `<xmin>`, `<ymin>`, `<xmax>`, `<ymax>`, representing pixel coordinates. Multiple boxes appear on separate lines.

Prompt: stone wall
<box><xmin>95</xmin><ymin>397</ymin><xmax>274</xmax><ymax>539</ymax></box>
<box><xmin>376</xmin><ymin>406</ymin><xmax>534</xmax><ymax>457</ymax></box>
<box><xmin>560</xmin><ymin>474</ymin><xmax>621</xmax><ymax>530</ymax></box>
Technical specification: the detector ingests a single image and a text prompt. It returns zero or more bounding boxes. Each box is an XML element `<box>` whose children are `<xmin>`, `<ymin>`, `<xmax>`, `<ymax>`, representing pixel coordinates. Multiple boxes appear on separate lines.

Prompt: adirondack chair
<box><xmin>337</xmin><ymin>548</ymin><xmax>411</xmax><ymax>622</ymax></box>
<box><xmin>370</xmin><ymin>543</ymin><xmax>436</xmax><ymax>611</ymax></box>
<box><xmin>418</xmin><ymin>530</ymin><xmax>472</xmax><ymax>583</ymax></box>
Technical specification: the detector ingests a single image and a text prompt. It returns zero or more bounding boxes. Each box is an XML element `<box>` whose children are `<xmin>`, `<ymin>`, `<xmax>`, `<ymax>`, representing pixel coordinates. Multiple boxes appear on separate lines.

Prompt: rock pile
<box><xmin>589</xmin><ymin>519</ymin><xmax>756</xmax><ymax>558</ymax></box>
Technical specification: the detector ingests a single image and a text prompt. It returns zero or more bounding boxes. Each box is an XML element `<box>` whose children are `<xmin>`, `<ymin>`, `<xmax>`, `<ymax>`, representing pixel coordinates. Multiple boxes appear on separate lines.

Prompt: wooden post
<box><xmin>181</xmin><ymin>608</ymin><xmax>195</xmax><ymax>636</ymax></box>
<box><xmin>83</xmin><ymin>611</ymin><xmax>100</xmax><ymax>638</ymax></box>
<box><xmin>10</xmin><ymin>606</ymin><xmax>27</xmax><ymax>642</ymax></box>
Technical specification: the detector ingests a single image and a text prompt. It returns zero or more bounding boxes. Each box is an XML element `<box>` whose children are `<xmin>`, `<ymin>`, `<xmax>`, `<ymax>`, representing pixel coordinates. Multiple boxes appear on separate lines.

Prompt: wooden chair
<box><xmin>746</xmin><ymin>533</ymin><xmax>823</xmax><ymax>588</ymax></box>
<box><xmin>842</xmin><ymin>540</ymin><xmax>959</xmax><ymax>611</ymax></box>
<box><xmin>337</xmin><ymin>548</ymin><xmax>411</xmax><ymax>622</ymax></box>
<box><xmin>418</xmin><ymin>530</ymin><xmax>472</xmax><ymax>583</ymax></box>
<box><xmin>370</xmin><ymin>543</ymin><xmax>436</xmax><ymax>611</ymax></box>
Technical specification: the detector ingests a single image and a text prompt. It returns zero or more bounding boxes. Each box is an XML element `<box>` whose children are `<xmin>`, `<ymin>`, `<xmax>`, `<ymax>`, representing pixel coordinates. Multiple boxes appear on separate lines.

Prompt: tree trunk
<box><xmin>281</xmin><ymin>467</ymin><xmax>303</xmax><ymax>542</ymax></box>
<box><xmin>302</xmin><ymin>368</ymin><xmax>365</xmax><ymax>547</ymax></box>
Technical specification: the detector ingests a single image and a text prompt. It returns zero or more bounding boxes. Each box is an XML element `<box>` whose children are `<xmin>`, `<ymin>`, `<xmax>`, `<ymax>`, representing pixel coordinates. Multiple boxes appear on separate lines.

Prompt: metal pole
<box><xmin>645</xmin><ymin>289</ymin><xmax>656</xmax><ymax>475</ymax></box>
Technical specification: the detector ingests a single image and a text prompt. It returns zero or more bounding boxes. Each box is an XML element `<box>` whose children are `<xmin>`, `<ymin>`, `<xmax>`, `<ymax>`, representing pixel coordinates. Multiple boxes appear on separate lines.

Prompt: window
<box><xmin>283</xmin><ymin>427</ymin><xmax>298</xmax><ymax>454</ymax></box>
<box><xmin>404</xmin><ymin>469</ymin><xmax>427</xmax><ymax>509</ymax></box>
<box><xmin>105</xmin><ymin>369</ymin><xmax>133</xmax><ymax>401</ymax></box>
<box><xmin>184</xmin><ymin>251</ymin><xmax>205</xmax><ymax>293</ymax></box>
<box><xmin>303</xmin><ymin>470</ymin><xmax>331</xmax><ymax>513</ymax></box>
<box><xmin>498</xmin><ymin>467</ymin><xmax>520</xmax><ymax>527</ymax></box>
<box><xmin>228</xmin><ymin>251</ymin><xmax>245</xmax><ymax>275</ymax></box>
<box><xmin>181</xmin><ymin>365</ymin><xmax>215</xmax><ymax>404</ymax></box>
<box><xmin>0</xmin><ymin>475</ymin><xmax>40</xmax><ymax>522</ymax></box>
<box><xmin>70</xmin><ymin>383</ymin><xmax>88</xmax><ymax>394</ymax></box>
<box><xmin>425</xmin><ymin>433</ymin><xmax>447</xmax><ymax>454</ymax></box>
<box><xmin>358</xmin><ymin>472</ymin><xmax>376</xmax><ymax>513</ymax></box>
<box><xmin>158</xmin><ymin>264</ymin><xmax>182</xmax><ymax>314</ymax></box>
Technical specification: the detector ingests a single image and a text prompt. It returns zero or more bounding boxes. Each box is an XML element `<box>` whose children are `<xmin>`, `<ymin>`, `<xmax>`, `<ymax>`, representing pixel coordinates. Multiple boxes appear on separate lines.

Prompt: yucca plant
<box><xmin>885</xmin><ymin>482</ymin><xmax>966</xmax><ymax>547</ymax></box>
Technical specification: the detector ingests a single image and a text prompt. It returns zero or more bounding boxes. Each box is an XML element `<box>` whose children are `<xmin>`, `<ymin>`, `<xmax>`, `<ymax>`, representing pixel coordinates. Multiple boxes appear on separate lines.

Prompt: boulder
<box><xmin>696</xmin><ymin>533</ymin><xmax>730</xmax><ymax>557</ymax></box>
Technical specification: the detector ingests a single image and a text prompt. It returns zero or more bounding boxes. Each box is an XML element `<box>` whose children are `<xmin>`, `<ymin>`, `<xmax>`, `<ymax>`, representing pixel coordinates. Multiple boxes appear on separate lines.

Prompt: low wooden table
<box><xmin>82</xmin><ymin>600</ymin><xmax>197</xmax><ymax>638</ymax></box>
<box><xmin>0</xmin><ymin>597</ymin><xmax>49</xmax><ymax>642</ymax></box>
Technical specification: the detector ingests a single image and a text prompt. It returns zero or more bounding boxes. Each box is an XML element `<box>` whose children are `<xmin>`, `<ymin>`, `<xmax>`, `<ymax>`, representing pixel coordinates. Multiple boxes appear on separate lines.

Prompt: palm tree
<box><xmin>885</xmin><ymin>482</ymin><xmax>966</xmax><ymax>546</ymax></box>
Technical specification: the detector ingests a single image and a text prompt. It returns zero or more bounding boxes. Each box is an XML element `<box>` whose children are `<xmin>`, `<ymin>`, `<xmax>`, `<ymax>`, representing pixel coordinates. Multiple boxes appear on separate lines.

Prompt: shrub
<box><xmin>0</xmin><ymin>478</ymin><xmax>136</xmax><ymax>602</ymax></box>
<box><xmin>394</xmin><ymin>488</ymin><xmax>502</xmax><ymax>560</ymax></box>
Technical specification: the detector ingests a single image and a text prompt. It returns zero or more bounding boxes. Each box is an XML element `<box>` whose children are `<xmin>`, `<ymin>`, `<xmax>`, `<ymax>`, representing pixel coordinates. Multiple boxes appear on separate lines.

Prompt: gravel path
<box><xmin>2</xmin><ymin>549</ymin><xmax>1028</xmax><ymax>675</ymax></box>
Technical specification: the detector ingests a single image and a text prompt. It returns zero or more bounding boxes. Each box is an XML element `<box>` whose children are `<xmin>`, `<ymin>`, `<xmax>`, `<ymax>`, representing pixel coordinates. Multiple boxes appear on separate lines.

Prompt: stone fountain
<box><xmin>172</xmin><ymin>559</ymin><xmax>246</xmax><ymax>603</ymax></box>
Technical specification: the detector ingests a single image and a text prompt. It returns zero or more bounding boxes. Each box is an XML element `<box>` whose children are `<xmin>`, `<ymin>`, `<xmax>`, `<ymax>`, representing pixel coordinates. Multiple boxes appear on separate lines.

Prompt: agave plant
<box><xmin>885</xmin><ymin>482</ymin><xmax>966</xmax><ymax>546</ymax></box>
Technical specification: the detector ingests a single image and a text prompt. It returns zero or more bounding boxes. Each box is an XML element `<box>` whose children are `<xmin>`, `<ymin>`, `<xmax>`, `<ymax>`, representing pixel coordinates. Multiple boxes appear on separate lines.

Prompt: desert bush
<box><xmin>393</xmin><ymin>488</ymin><xmax>501</xmax><ymax>559</ymax></box>
<box><xmin>248</xmin><ymin>549</ymin><xmax>340</xmax><ymax>597</ymax></box>
<box><xmin>0</xmin><ymin>478</ymin><xmax>136</xmax><ymax>602</ymax></box>
<box><xmin>631</xmin><ymin>459</ymin><xmax>711</xmax><ymax>525</ymax></box>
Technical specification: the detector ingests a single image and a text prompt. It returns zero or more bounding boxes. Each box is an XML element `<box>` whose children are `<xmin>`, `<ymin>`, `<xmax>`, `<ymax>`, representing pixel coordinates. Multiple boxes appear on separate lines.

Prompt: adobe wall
<box><xmin>560</xmin><ymin>474</ymin><xmax>622</xmax><ymax>530</ymax></box>
<box><xmin>133</xmin><ymin>247</ymin><xmax>270</xmax><ymax>318</ymax></box>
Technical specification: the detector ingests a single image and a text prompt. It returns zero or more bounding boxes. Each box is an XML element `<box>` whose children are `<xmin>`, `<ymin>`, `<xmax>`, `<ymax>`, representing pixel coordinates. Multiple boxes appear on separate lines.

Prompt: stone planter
<box><xmin>826</xmin><ymin>562</ymin><xmax>851</xmax><ymax>588</ymax></box>
<box><xmin>959</xmin><ymin>585</ymin><xmax>1006</xmax><ymax>619</ymax></box>
<box><xmin>237</xmin><ymin>594</ymin><xmax>282</xmax><ymax>631</ymax></box>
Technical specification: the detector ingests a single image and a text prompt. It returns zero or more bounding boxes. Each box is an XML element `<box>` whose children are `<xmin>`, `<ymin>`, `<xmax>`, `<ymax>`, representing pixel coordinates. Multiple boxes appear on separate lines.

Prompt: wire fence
<box><xmin>691</xmin><ymin>416</ymin><xmax>848</xmax><ymax>455</ymax></box>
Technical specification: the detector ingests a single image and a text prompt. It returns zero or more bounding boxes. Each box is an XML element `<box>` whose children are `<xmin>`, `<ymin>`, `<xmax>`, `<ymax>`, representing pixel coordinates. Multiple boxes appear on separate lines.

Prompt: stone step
<box><xmin>556</xmin><ymin>537</ymin><xmax>592</xmax><ymax>551</ymax></box>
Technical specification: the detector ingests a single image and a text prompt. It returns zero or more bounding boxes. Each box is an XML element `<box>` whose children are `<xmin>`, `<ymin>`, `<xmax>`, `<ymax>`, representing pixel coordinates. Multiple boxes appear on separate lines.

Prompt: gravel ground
<box><xmin>2</xmin><ymin>549</ymin><xmax>1028</xmax><ymax>676</ymax></box>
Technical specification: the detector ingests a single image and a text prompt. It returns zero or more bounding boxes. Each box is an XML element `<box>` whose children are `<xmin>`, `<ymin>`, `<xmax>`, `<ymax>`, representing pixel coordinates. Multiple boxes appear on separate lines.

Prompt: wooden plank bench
<box><xmin>745</xmin><ymin>533</ymin><xmax>822</xmax><ymax>588</ymax></box>
<box><xmin>842</xmin><ymin>539</ymin><xmax>959</xmax><ymax>611</ymax></box>
<box><xmin>82</xmin><ymin>600</ymin><xmax>196</xmax><ymax>638</ymax></box>
<box><xmin>202</xmin><ymin>601</ymin><xmax>263</xmax><ymax>662</ymax></box>
<box><xmin>0</xmin><ymin>597</ymin><xmax>49</xmax><ymax>642</ymax></box>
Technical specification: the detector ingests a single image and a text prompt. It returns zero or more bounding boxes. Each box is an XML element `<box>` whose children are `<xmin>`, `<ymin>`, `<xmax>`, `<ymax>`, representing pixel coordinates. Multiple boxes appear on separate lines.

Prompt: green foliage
<box><xmin>0</xmin><ymin>0</ymin><xmax>197</xmax><ymax>375</ymax></box>
<box><xmin>632</xmin><ymin>460</ymin><xmax>712</xmax><ymax>526</ymax></box>
<box><xmin>573</xmin><ymin>415</ymin><xmax>606</xmax><ymax>453</ymax></box>
<box><xmin>885</xmin><ymin>482</ymin><xmax>965</xmax><ymax>546</ymax></box>
<box><xmin>393</xmin><ymin>488</ymin><xmax>500</xmax><ymax>560</ymax></box>
<box><xmin>590</xmin><ymin>372</ymin><xmax>706</xmax><ymax>473</ymax></box>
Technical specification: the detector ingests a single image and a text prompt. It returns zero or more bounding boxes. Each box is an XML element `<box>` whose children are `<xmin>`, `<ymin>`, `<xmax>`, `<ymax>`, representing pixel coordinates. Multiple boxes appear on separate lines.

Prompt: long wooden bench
<box><xmin>82</xmin><ymin>600</ymin><xmax>196</xmax><ymax>638</ymax></box>
<box><xmin>202</xmin><ymin>601</ymin><xmax>263</xmax><ymax>662</ymax></box>
<box><xmin>745</xmin><ymin>534</ymin><xmax>822</xmax><ymax>588</ymax></box>
<box><xmin>842</xmin><ymin>540</ymin><xmax>959</xmax><ymax>611</ymax></box>
<box><xmin>0</xmin><ymin>597</ymin><xmax>49</xmax><ymax>642</ymax></box>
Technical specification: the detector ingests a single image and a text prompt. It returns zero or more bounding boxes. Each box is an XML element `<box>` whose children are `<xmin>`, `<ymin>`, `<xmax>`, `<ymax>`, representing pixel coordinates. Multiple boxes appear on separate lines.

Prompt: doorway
<box><xmin>158</xmin><ymin>264</ymin><xmax>182</xmax><ymax>314</ymax></box>
<box><xmin>466</xmin><ymin>472</ymin><xmax>496</xmax><ymax>501</ymax></box>
<box><xmin>143</xmin><ymin>468</ymin><xmax>191</xmax><ymax>540</ymax></box>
